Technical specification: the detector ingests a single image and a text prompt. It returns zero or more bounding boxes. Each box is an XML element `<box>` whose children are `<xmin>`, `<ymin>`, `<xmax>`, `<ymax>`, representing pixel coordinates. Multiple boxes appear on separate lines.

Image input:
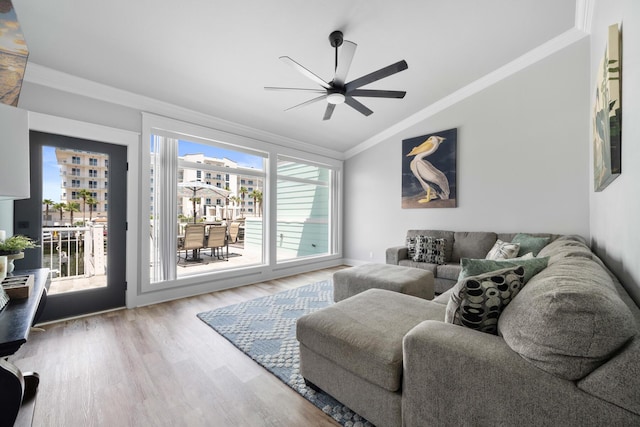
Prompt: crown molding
<box><xmin>344</xmin><ymin>28</ymin><xmax>588</xmax><ymax>159</ymax></box>
<box><xmin>23</xmin><ymin>63</ymin><xmax>345</xmax><ymax>161</ymax></box>
<box><xmin>575</xmin><ymin>0</ymin><xmax>595</xmax><ymax>33</ymax></box>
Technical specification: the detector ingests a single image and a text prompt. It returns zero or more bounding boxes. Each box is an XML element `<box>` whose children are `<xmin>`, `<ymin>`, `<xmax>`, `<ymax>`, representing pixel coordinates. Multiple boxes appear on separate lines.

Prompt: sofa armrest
<box><xmin>386</xmin><ymin>245</ymin><xmax>408</xmax><ymax>264</ymax></box>
<box><xmin>402</xmin><ymin>321</ymin><xmax>627</xmax><ymax>426</ymax></box>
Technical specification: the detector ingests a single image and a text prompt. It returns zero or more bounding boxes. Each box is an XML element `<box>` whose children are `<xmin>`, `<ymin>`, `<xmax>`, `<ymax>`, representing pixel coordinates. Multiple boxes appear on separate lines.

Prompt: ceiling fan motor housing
<box><xmin>329</xmin><ymin>31</ymin><xmax>344</xmax><ymax>48</ymax></box>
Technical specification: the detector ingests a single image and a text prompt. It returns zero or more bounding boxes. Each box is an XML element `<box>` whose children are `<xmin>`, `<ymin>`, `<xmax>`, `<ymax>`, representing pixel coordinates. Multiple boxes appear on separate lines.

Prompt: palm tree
<box><xmin>255</xmin><ymin>190</ymin><xmax>263</xmax><ymax>217</ymax></box>
<box><xmin>86</xmin><ymin>197</ymin><xmax>99</xmax><ymax>220</ymax></box>
<box><xmin>43</xmin><ymin>199</ymin><xmax>54</xmax><ymax>225</ymax></box>
<box><xmin>78</xmin><ymin>189</ymin><xmax>91</xmax><ymax>224</ymax></box>
<box><xmin>66</xmin><ymin>202</ymin><xmax>80</xmax><ymax>225</ymax></box>
<box><xmin>230</xmin><ymin>196</ymin><xmax>241</xmax><ymax>220</ymax></box>
<box><xmin>250</xmin><ymin>190</ymin><xmax>261</xmax><ymax>217</ymax></box>
<box><xmin>239</xmin><ymin>187</ymin><xmax>248</xmax><ymax>217</ymax></box>
<box><xmin>53</xmin><ymin>202</ymin><xmax>66</xmax><ymax>222</ymax></box>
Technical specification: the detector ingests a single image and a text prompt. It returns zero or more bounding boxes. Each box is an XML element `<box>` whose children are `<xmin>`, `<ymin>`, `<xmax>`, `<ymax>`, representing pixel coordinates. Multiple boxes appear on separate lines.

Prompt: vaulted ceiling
<box><xmin>12</xmin><ymin>0</ymin><xmax>580</xmax><ymax>156</ymax></box>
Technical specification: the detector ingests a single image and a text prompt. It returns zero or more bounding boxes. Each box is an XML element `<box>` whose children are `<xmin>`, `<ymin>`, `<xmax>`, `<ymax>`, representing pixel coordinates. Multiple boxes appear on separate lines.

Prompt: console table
<box><xmin>0</xmin><ymin>268</ymin><xmax>49</xmax><ymax>427</ymax></box>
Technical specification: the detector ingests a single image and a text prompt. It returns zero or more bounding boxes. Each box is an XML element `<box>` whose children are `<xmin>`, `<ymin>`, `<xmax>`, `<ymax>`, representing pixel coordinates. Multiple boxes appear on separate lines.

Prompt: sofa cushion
<box><xmin>537</xmin><ymin>235</ymin><xmax>593</xmax><ymax>265</ymax></box>
<box><xmin>445</xmin><ymin>266</ymin><xmax>525</xmax><ymax>335</ymax></box>
<box><xmin>459</xmin><ymin>256</ymin><xmax>549</xmax><ymax>284</ymax></box>
<box><xmin>399</xmin><ymin>259</ymin><xmax>437</xmax><ymax>276</ymax></box>
<box><xmin>296</xmin><ymin>289</ymin><xmax>444</xmax><ymax>392</ymax></box>
<box><xmin>511</xmin><ymin>233</ymin><xmax>550</xmax><ymax>256</ymax></box>
<box><xmin>436</xmin><ymin>263</ymin><xmax>462</xmax><ymax>281</ymax></box>
<box><xmin>406</xmin><ymin>230</ymin><xmax>454</xmax><ymax>262</ymax></box>
<box><xmin>578</xmin><ymin>338</ymin><xmax>640</xmax><ymax>416</ymax></box>
<box><xmin>412</xmin><ymin>235</ymin><xmax>446</xmax><ymax>264</ymax></box>
<box><xmin>498</xmin><ymin>256</ymin><xmax>637</xmax><ymax>381</ymax></box>
<box><xmin>485</xmin><ymin>239</ymin><xmax>520</xmax><ymax>260</ymax></box>
<box><xmin>451</xmin><ymin>232</ymin><xmax>497</xmax><ymax>262</ymax></box>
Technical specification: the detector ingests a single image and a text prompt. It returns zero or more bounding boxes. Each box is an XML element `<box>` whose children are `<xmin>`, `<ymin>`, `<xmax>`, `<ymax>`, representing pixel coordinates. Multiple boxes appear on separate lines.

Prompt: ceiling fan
<box><xmin>265</xmin><ymin>31</ymin><xmax>408</xmax><ymax>120</ymax></box>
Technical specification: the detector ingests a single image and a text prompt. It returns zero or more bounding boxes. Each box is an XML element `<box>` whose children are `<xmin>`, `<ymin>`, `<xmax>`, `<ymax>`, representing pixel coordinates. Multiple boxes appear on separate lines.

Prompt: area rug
<box><xmin>197</xmin><ymin>280</ymin><xmax>374</xmax><ymax>427</ymax></box>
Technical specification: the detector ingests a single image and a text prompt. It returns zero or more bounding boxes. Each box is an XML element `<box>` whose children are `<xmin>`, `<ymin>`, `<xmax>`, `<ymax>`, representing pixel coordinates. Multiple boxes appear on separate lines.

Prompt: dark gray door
<box><xmin>14</xmin><ymin>131</ymin><xmax>127</xmax><ymax>321</ymax></box>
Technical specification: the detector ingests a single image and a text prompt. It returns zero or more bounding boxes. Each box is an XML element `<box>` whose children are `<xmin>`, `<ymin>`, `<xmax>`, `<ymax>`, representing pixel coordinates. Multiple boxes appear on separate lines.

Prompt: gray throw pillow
<box><xmin>412</xmin><ymin>235</ymin><xmax>446</xmax><ymax>264</ymax></box>
<box><xmin>511</xmin><ymin>233</ymin><xmax>550</xmax><ymax>256</ymax></box>
<box><xmin>459</xmin><ymin>256</ymin><xmax>549</xmax><ymax>284</ymax></box>
<box><xmin>445</xmin><ymin>266</ymin><xmax>526</xmax><ymax>335</ymax></box>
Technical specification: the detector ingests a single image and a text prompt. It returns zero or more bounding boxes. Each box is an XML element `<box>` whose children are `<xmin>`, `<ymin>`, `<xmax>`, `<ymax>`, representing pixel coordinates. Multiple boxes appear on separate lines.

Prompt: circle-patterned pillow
<box><xmin>445</xmin><ymin>265</ymin><xmax>526</xmax><ymax>335</ymax></box>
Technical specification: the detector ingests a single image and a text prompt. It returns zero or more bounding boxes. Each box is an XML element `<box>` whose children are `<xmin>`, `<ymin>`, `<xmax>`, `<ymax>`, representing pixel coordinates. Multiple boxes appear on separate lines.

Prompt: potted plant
<box><xmin>0</xmin><ymin>235</ymin><xmax>39</xmax><ymax>274</ymax></box>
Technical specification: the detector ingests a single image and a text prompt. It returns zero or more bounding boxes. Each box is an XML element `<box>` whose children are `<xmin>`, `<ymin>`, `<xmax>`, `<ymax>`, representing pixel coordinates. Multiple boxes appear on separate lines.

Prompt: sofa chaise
<box><xmin>297</xmin><ymin>235</ymin><xmax>640</xmax><ymax>426</ymax></box>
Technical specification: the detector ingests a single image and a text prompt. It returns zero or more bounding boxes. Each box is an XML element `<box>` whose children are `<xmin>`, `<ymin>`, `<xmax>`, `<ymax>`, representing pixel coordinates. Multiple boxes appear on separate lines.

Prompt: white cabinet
<box><xmin>0</xmin><ymin>103</ymin><xmax>30</xmax><ymax>200</ymax></box>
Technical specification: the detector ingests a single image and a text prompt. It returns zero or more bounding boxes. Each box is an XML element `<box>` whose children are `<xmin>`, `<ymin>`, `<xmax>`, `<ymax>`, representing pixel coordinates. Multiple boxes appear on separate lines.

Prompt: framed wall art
<box><xmin>593</xmin><ymin>23</ymin><xmax>621</xmax><ymax>192</ymax></box>
<box><xmin>0</xmin><ymin>0</ymin><xmax>29</xmax><ymax>106</ymax></box>
<box><xmin>402</xmin><ymin>128</ymin><xmax>457</xmax><ymax>208</ymax></box>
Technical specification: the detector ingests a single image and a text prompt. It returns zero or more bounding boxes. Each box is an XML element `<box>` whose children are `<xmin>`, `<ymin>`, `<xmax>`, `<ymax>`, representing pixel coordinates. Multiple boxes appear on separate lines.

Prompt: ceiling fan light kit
<box><xmin>326</xmin><ymin>93</ymin><xmax>345</xmax><ymax>105</ymax></box>
<box><xmin>266</xmin><ymin>30</ymin><xmax>408</xmax><ymax>120</ymax></box>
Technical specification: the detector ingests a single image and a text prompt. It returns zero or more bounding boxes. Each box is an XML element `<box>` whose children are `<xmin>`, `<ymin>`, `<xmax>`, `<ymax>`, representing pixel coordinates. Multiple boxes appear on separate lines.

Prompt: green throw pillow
<box><xmin>511</xmin><ymin>233</ymin><xmax>550</xmax><ymax>256</ymax></box>
<box><xmin>445</xmin><ymin>266</ymin><xmax>526</xmax><ymax>335</ymax></box>
<box><xmin>459</xmin><ymin>256</ymin><xmax>550</xmax><ymax>284</ymax></box>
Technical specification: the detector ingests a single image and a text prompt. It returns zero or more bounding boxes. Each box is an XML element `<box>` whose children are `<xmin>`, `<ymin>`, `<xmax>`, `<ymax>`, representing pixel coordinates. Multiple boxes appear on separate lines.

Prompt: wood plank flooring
<box><xmin>12</xmin><ymin>266</ymin><xmax>348</xmax><ymax>427</ymax></box>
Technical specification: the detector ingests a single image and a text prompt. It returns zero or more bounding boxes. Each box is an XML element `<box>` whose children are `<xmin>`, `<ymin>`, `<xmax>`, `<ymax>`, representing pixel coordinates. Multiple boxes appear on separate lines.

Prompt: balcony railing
<box><xmin>41</xmin><ymin>225</ymin><xmax>106</xmax><ymax>281</ymax></box>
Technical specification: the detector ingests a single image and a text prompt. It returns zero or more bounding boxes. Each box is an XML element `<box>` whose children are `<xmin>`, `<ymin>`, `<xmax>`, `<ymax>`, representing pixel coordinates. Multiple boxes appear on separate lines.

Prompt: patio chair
<box><xmin>229</xmin><ymin>221</ymin><xmax>244</xmax><ymax>243</ymax></box>
<box><xmin>179</xmin><ymin>223</ymin><xmax>206</xmax><ymax>261</ymax></box>
<box><xmin>205</xmin><ymin>224</ymin><xmax>228</xmax><ymax>260</ymax></box>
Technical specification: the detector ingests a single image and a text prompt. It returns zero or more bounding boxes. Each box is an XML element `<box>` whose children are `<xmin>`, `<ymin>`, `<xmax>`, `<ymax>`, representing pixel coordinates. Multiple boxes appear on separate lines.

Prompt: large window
<box><xmin>149</xmin><ymin>134</ymin><xmax>266</xmax><ymax>283</ymax></box>
<box><xmin>142</xmin><ymin>113</ymin><xmax>342</xmax><ymax>292</ymax></box>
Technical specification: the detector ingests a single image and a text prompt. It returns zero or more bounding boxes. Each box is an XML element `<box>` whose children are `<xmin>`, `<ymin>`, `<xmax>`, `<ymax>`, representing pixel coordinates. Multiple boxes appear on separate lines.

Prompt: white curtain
<box><xmin>151</xmin><ymin>134</ymin><xmax>178</xmax><ymax>282</ymax></box>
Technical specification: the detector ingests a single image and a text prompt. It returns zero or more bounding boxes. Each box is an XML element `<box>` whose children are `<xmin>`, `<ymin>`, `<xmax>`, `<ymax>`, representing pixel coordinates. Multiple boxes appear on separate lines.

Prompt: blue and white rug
<box><xmin>197</xmin><ymin>280</ymin><xmax>373</xmax><ymax>427</ymax></box>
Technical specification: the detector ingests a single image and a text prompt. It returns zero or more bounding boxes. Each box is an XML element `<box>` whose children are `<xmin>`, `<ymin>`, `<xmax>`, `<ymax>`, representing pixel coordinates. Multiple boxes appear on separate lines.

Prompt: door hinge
<box><xmin>124</xmin><ymin>281</ymin><xmax>128</xmax><ymax>291</ymax></box>
<box><xmin>126</xmin><ymin>162</ymin><xmax>129</xmax><ymax>171</ymax></box>
<box><xmin>125</xmin><ymin>222</ymin><xmax>128</xmax><ymax>231</ymax></box>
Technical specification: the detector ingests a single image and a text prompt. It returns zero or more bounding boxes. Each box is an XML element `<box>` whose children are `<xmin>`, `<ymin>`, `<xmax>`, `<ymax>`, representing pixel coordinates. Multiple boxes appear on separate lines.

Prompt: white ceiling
<box><xmin>12</xmin><ymin>0</ymin><xmax>579</xmax><ymax>155</ymax></box>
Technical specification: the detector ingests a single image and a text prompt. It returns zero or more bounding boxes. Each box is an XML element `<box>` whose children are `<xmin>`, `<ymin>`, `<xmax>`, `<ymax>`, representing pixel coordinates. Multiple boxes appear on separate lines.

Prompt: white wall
<box><xmin>589</xmin><ymin>0</ymin><xmax>640</xmax><ymax>303</ymax></box>
<box><xmin>344</xmin><ymin>39</ymin><xmax>590</xmax><ymax>264</ymax></box>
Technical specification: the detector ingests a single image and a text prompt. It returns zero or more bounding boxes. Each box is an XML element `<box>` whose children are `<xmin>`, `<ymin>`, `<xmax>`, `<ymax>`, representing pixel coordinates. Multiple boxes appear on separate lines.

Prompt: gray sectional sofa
<box><xmin>386</xmin><ymin>229</ymin><xmax>561</xmax><ymax>294</ymax></box>
<box><xmin>297</xmin><ymin>235</ymin><xmax>640</xmax><ymax>426</ymax></box>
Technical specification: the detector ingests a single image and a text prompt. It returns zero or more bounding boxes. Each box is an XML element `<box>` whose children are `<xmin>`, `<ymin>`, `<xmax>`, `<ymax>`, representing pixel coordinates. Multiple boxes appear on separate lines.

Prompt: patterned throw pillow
<box><xmin>445</xmin><ymin>266</ymin><xmax>526</xmax><ymax>335</ymax></box>
<box><xmin>485</xmin><ymin>239</ymin><xmax>520</xmax><ymax>260</ymax></box>
<box><xmin>512</xmin><ymin>233</ymin><xmax>550</xmax><ymax>256</ymax></box>
<box><xmin>412</xmin><ymin>235</ymin><xmax>446</xmax><ymax>264</ymax></box>
<box><xmin>406</xmin><ymin>236</ymin><xmax>417</xmax><ymax>259</ymax></box>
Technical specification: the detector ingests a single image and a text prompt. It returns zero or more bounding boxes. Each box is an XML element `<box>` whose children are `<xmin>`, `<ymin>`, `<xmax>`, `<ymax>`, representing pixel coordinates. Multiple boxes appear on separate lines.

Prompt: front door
<box><xmin>14</xmin><ymin>131</ymin><xmax>127</xmax><ymax>321</ymax></box>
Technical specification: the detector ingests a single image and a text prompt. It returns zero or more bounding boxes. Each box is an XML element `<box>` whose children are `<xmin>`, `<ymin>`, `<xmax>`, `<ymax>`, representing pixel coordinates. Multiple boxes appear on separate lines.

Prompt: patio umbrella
<box><xmin>177</xmin><ymin>181</ymin><xmax>230</xmax><ymax>223</ymax></box>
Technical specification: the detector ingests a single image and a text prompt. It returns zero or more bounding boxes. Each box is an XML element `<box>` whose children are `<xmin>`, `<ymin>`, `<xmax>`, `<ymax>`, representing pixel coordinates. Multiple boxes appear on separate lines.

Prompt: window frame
<box><xmin>140</xmin><ymin>113</ymin><xmax>342</xmax><ymax>294</ymax></box>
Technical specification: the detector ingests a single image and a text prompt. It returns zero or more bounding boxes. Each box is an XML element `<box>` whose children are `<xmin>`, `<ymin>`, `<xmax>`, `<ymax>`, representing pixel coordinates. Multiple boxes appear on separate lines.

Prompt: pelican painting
<box><xmin>407</xmin><ymin>135</ymin><xmax>449</xmax><ymax>203</ymax></box>
<box><xmin>402</xmin><ymin>128</ymin><xmax>457</xmax><ymax>208</ymax></box>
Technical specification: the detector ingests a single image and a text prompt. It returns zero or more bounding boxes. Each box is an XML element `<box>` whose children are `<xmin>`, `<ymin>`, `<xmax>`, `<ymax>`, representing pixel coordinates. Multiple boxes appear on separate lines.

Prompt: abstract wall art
<box><xmin>402</xmin><ymin>128</ymin><xmax>457</xmax><ymax>208</ymax></box>
<box><xmin>593</xmin><ymin>23</ymin><xmax>621</xmax><ymax>192</ymax></box>
<box><xmin>0</xmin><ymin>0</ymin><xmax>28</xmax><ymax>106</ymax></box>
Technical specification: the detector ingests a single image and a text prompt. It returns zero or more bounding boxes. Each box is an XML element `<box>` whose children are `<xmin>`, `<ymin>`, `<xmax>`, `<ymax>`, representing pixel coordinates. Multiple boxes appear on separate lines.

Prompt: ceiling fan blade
<box><xmin>333</xmin><ymin>40</ymin><xmax>357</xmax><ymax>87</ymax></box>
<box><xmin>345</xmin><ymin>97</ymin><xmax>373</xmax><ymax>116</ymax></box>
<box><xmin>347</xmin><ymin>89</ymin><xmax>406</xmax><ymax>98</ymax></box>
<box><xmin>323</xmin><ymin>103</ymin><xmax>336</xmax><ymax>121</ymax></box>
<box><xmin>264</xmin><ymin>87</ymin><xmax>327</xmax><ymax>94</ymax></box>
<box><xmin>284</xmin><ymin>94</ymin><xmax>326</xmax><ymax>111</ymax></box>
<box><xmin>280</xmin><ymin>56</ymin><xmax>331</xmax><ymax>89</ymax></box>
<box><xmin>344</xmin><ymin>60</ymin><xmax>408</xmax><ymax>92</ymax></box>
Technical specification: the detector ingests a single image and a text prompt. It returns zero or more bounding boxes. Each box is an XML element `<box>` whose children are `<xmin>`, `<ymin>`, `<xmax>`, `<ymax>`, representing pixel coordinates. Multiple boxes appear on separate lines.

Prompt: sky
<box><xmin>42</xmin><ymin>140</ymin><xmax>265</xmax><ymax>201</ymax></box>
